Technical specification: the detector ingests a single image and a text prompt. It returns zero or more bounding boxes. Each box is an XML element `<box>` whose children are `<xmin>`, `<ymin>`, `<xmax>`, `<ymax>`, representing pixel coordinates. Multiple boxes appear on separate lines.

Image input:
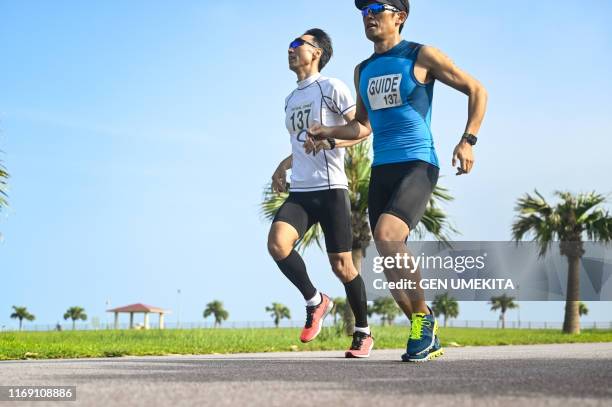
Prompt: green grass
<box><xmin>1</xmin><ymin>326</ymin><xmax>611</xmax><ymax>360</ymax></box>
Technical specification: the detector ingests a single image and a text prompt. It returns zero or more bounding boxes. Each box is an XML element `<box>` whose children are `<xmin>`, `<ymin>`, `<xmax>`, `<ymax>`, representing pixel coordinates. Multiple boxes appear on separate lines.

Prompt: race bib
<box><xmin>367</xmin><ymin>74</ymin><xmax>403</xmax><ymax>110</ymax></box>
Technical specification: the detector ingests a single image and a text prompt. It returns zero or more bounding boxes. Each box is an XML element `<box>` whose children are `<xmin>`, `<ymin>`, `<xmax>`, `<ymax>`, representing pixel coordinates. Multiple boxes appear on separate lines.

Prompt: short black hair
<box><xmin>399</xmin><ymin>6</ymin><xmax>409</xmax><ymax>33</ymax></box>
<box><xmin>399</xmin><ymin>0</ymin><xmax>409</xmax><ymax>33</ymax></box>
<box><xmin>303</xmin><ymin>28</ymin><xmax>333</xmax><ymax>71</ymax></box>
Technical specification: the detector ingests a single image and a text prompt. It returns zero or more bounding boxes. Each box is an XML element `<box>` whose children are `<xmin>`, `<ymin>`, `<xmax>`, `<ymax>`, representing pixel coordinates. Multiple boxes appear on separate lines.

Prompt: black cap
<box><xmin>355</xmin><ymin>0</ymin><xmax>409</xmax><ymax>13</ymax></box>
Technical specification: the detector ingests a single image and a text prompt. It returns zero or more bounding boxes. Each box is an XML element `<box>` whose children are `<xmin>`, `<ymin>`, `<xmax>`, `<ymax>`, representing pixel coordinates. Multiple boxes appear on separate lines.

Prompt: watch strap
<box><xmin>462</xmin><ymin>133</ymin><xmax>477</xmax><ymax>146</ymax></box>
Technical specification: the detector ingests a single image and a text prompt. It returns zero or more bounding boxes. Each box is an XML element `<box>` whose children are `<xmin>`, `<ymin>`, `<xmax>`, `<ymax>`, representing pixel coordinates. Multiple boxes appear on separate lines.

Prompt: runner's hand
<box><xmin>452</xmin><ymin>140</ymin><xmax>475</xmax><ymax>175</ymax></box>
<box><xmin>307</xmin><ymin>123</ymin><xmax>331</xmax><ymax>140</ymax></box>
<box><xmin>271</xmin><ymin>167</ymin><xmax>287</xmax><ymax>193</ymax></box>
<box><xmin>303</xmin><ymin>136</ymin><xmax>317</xmax><ymax>155</ymax></box>
<box><xmin>304</xmin><ymin>136</ymin><xmax>332</xmax><ymax>155</ymax></box>
<box><xmin>314</xmin><ymin>139</ymin><xmax>333</xmax><ymax>154</ymax></box>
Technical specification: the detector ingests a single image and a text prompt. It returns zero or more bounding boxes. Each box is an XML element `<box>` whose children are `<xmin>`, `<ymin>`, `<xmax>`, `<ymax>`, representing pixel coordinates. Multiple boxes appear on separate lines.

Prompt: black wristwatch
<box><xmin>462</xmin><ymin>133</ymin><xmax>478</xmax><ymax>146</ymax></box>
<box><xmin>327</xmin><ymin>138</ymin><xmax>336</xmax><ymax>150</ymax></box>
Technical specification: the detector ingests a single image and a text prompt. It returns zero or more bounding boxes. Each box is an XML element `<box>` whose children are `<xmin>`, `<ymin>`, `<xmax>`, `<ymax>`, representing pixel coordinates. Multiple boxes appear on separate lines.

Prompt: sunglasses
<box><xmin>361</xmin><ymin>3</ymin><xmax>400</xmax><ymax>17</ymax></box>
<box><xmin>289</xmin><ymin>38</ymin><xmax>320</xmax><ymax>50</ymax></box>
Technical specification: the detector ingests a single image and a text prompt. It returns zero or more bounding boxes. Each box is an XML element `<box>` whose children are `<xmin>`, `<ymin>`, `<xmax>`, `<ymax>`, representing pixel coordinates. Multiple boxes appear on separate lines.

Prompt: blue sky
<box><xmin>1</xmin><ymin>0</ymin><xmax>611</xmax><ymax>329</ymax></box>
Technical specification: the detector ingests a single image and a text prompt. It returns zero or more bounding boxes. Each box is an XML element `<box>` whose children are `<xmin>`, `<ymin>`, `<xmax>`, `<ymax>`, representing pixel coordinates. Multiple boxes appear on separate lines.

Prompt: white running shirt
<box><xmin>284</xmin><ymin>73</ymin><xmax>356</xmax><ymax>192</ymax></box>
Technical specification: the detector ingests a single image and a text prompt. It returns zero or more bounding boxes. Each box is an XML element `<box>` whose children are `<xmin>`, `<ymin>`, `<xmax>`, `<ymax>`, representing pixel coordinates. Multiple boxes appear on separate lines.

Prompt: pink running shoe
<box><xmin>300</xmin><ymin>294</ymin><xmax>333</xmax><ymax>343</ymax></box>
<box><xmin>345</xmin><ymin>331</ymin><xmax>374</xmax><ymax>358</ymax></box>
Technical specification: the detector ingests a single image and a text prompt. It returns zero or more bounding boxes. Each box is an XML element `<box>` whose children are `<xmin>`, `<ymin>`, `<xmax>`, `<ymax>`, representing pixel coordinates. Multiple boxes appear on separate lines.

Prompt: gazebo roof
<box><xmin>107</xmin><ymin>303</ymin><xmax>169</xmax><ymax>314</ymax></box>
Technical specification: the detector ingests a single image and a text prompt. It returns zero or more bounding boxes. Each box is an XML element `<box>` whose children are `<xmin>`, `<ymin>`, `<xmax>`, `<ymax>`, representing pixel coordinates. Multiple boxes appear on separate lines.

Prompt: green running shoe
<box><xmin>402</xmin><ymin>306</ymin><xmax>444</xmax><ymax>362</ymax></box>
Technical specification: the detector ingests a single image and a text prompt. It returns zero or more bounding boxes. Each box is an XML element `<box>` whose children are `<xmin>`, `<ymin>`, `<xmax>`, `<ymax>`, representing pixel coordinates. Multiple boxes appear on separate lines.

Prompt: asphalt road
<box><xmin>1</xmin><ymin>343</ymin><xmax>611</xmax><ymax>407</ymax></box>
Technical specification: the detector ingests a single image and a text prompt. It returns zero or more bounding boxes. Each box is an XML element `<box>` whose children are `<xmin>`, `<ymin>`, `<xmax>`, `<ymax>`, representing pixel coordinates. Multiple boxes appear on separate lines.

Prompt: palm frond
<box><xmin>515</xmin><ymin>190</ymin><xmax>551</xmax><ymax>215</ymax></box>
<box><xmin>414</xmin><ymin>184</ymin><xmax>458</xmax><ymax>244</ymax></box>
<box><xmin>10</xmin><ymin>306</ymin><xmax>34</xmax><ymax>321</ymax></box>
<box><xmin>489</xmin><ymin>294</ymin><xmax>517</xmax><ymax>312</ymax></box>
<box><xmin>432</xmin><ymin>293</ymin><xmax>459</xmax><ymax>318</ymax></box>
<box><xmin>416</xmin><ymin>203</ymin><xmax>457</xmax><ymax>243</ymax></box>
<box><xmin>296</xmin><ymin>223</ymin><xmax>323</xmax><ymax>252</ymax></box>
<box><xmin>345</xmin><ymin>141</ymin><xmax>372</xmax><ymax>216</ymax></box>
<box><xmin>431</xmin><ymin>184</ymin><xmax>454</xmax><ymax>203</ymax></box>
<box><xmin>204</xmin><ymin>300</ymin><xmax>229</xmax><ymax>323</ymax></box>
<box><xmin>512</xmin><ymin>190</ymin><xmax>556</xmax><ymax>256</ymax></box>
<box><xmin>64</xmin><ymin>306</ymin><xmax>87</xmax><ymax>321</ymax></box>
<box><xmin>584</xmin><ymin>208</ymin><xmax>612</xmax><ymax>243</ymax></box>
<box><xmin>260</xmin><ymin>186</ymin><xmax>289</xmax><ymax>222</ymax></box>
<box><xmin>513</xmin><ymin>190</ymin><xmax>612</xmax><ymax>254</ymax></box>
<box><xmin>572</xmin><ymin>192</ymin><xmax>606</xmax><ymax>220</ymax></box>
<box><xmin>259</xmin><ymin>183</ymin><xmax>324</xmax><ymax>253</ymax></box>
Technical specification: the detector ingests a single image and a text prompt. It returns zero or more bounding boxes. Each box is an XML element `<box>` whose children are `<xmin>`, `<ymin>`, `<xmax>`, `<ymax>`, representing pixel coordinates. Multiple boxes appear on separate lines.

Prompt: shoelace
<box><xmin>350</xmin><ymin>332</ymin><xmax>369</xmax><ymax>350</ymax></box>
<box><xmin>409</xmin><ymin>315</ymin><xmax>432</xmax><ymax>340</ymax></box>
<box><xmin>304</xmin><ymin>305</ymin><xmax>316</xmax><ymax>328</ymax></box>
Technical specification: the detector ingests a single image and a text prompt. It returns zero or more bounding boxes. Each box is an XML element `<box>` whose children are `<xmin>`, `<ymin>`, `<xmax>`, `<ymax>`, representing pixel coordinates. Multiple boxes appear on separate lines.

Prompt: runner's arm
<box><xmin>308</xmin><ymin>65</ymin><xmax>372</xmax><ymax>141</ymax></box>
<box><xmin>418</xmin><ymin>46</ymin><xmax>488</xmax><ymax>136</ymax></box>
<box><xmin>276</xmin><ymin>154</ymin><xmax>292</xmax><ymax>171</ymax></box>
<box><xmin>335</xmin><ymin>139</ymin><xmax>363</xmax><ymax>147</ymax></box>
<box><xmin>271</xmin><ymin>155</ymin><xmax>292</xmax><ymax>193</ymax></box>
<box><xmin>419</xmin><ymin>46</ymin><xmax>487</xmax><ymax>175</ymax></box>
<box><xmin>334</xmin><ymin>110</ymin><xmax>365</xmax><ymax>147</ymax></box>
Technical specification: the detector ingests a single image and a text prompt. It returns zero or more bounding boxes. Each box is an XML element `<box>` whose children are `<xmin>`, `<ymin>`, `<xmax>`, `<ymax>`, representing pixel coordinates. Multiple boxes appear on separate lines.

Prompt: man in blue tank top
<box><xmin>308</xmin><ymin>0</ymin><xmax>488</xmax><ymax>362</ymax></box>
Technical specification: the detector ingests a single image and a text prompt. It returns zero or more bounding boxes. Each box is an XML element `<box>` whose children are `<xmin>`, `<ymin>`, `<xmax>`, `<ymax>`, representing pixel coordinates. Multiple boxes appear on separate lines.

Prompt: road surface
<box><xmin>1</xmin><ymin>342</ymin><xmax>611</xmax><ymax>406</ymax></box>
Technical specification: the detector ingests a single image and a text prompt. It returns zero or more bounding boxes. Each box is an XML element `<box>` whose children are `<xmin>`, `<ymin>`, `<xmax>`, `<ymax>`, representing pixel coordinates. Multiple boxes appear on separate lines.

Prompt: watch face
<box><xmin>464</xmin><ymin>134</ymin><xmax>477</xmax><ymax>145</ymax></box>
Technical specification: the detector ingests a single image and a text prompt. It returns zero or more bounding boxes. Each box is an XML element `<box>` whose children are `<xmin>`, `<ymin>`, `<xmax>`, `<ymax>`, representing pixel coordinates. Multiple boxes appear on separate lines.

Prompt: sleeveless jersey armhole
<box><xmin>410</xmin><ymin>43</ymin><xmax>432</xmax><ymax>87</ymax></box>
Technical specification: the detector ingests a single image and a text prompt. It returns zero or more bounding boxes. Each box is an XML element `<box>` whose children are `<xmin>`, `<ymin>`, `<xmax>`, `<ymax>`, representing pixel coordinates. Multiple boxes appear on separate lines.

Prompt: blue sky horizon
<box><xmin>1</xmin><ymin>0</ymin><xmax>611</xmax><ymax>329</ymax></box>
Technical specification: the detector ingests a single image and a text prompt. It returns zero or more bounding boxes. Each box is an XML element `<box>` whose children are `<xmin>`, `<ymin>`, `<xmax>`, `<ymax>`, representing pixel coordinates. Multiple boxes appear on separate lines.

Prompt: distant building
<box><xmin>106</xmin><ymin>303</ymin><xmax>171</xmax><ymax>330</ymax></box>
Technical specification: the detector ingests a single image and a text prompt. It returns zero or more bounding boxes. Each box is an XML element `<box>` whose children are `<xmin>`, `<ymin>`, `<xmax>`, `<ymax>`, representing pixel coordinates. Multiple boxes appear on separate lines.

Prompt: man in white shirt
<box><xmin>268</xmin><ymin>28</ymin><xmax>373</xmax><ymax>358</ymax></box>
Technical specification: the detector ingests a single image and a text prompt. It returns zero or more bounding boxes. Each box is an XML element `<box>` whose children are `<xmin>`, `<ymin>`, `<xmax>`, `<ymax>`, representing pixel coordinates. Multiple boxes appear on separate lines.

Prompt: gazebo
<box><xmin>107</xmin><ymin>303</ymin><xmax>171</xmax><ymax>330</ymax></box>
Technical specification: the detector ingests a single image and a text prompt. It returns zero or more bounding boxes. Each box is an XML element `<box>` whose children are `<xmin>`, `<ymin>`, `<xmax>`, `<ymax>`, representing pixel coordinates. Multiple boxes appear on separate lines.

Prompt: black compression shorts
<box><xmin>273</xmin><ymin>189</ymin><xmax>352</xmax><ymax>253</ymax></box>
<box><xmin>368</xmin><ymin>160</ymin><xmax>439</xmax><ymax>232</ymax></box>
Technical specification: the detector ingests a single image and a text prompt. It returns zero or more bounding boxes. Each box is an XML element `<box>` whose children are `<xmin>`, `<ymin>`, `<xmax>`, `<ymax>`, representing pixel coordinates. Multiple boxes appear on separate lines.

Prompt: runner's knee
<box><xmin>267</xmin><ymin>233</ymin><xmax>294</xmax><ymax>261</ymax></box>
<box><xmin>373</xmin><ymin>224</ymin><xmax>410</xmax><ymax>242</ymax></box>
<box><xmin>329</xmin><ymin>255</ymin><xmax>357</xmax><ymax>283</ymax></box>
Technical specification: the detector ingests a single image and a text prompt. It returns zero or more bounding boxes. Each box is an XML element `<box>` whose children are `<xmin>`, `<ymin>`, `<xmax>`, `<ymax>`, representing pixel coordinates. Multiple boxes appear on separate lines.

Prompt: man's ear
<box><xmin>397</xmin><ymin>11</ymin><xmax>408</xmax><ymax>27</ymax></box>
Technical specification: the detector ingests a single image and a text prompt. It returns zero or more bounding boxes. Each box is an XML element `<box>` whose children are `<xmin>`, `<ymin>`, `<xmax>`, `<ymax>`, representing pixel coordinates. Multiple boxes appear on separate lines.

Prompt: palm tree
<box><xmin>368</xmin><ymin>297</ymin><xmax>402</xmax><ymax>326</ymax></box>
<box><xmin>265</xmin><ymin>303</ymin><xmax>291</xmax><ymax>328</ymax></box>
<box><xmin>203</xmin><ymin>300</ymin><xmax>229</xmax><ymax>328</ymax></box>
<box><xmin>489</xmin><ymin>294</ymin><xmax>518</xmax><ymax>329</ymax></box>
<box><xmin>512</xmin><ymin>190</ymin><xmax>612</xmax><ymax>334</ymax></box>
<box><xmin>431</xmin><ymin>293</ymin><xmax>459</xmax><ymax>327</ymax></box>
<box><xmin>10</xmin><ymin>306</ymin><xmax>35</xmax><ymax>331</ymax></box>
<box><xmin>63</xmin><ymin>306</ymin><xmax>87</xmax><ymax>330</ymax></box>
<box><xmin>261</xmin><ymin>141</ymin><xmax>457</xmax><ymax>333</ymax></box>
<box><xmin>578</xmin><ymin>302</ymin><xmax>589</xmax><ymax>318</ymax></box>
<box><xmin>344</xmin><ymin>141</ymin><xmax>375</xmax><ymax>272</ymax></box>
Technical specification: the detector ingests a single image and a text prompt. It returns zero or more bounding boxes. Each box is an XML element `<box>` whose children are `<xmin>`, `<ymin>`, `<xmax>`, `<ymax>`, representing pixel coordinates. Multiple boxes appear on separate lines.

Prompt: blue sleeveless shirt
<box><xmin>359</xmin><ymin>40</ymin><xmax>439</xmax><ymax>167</ymax></box>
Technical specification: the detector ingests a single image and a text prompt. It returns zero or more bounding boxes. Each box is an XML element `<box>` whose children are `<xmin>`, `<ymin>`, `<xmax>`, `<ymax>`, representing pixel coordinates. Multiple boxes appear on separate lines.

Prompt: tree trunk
<box><xmin>501</xmin><ymin>312</ymin><xmax>506</xmax><ymax>329</ymax></box>
<box><xmin>72</xmin><ymin>320</ymin><xmax>76</xmax><ymax>331</ymax></box>
<box><xmin>444</xmin><ymin>315</ymin><xmax>447</xmax><ymax>328</ymax></box>
<box><xmin>562</xmin><ymin>255</ymin><xmax>581</xmax><ymax>334</ymax></box>
<box><xmin>19</xmin><ymin>318</ymin><xmax>23</xmax><ymax>331</ymax></box>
